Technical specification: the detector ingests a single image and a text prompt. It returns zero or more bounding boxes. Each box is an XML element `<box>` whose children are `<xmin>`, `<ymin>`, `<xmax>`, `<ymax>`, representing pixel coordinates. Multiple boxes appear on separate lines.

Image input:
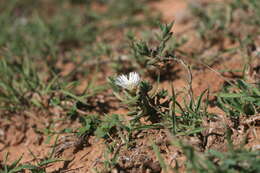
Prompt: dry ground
<box><xmin>0</xmin><ymin>0</ymin><xmax>259</xmax><ymax>172</ymax></box>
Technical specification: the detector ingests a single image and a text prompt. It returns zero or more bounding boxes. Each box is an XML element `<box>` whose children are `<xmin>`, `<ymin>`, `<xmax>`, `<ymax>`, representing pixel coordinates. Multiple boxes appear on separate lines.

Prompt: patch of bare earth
<box><xmin>1</xmin><ymin>0</ymin><xmax>260</xmax><ymax>172</ymax></box>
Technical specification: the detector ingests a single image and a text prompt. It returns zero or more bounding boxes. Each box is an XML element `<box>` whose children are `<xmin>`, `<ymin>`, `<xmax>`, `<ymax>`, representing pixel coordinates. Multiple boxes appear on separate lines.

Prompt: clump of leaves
<box><xmin>1</xmin><ymin>140</ymin><xmax>63</xmax><ymax>173</ymax></box>
<box><xmin>130</xmin><ymin>22</ymin><xmax>175</xmax><ymax>66</ymax></box>
<box><xmin>170</xmin><ymin>88</ymin><xmax>211</xmax><ymax>135</ymax></box>
<box><xmin>77</xmin><ymin>114</ymin><xmax>101</xmax><ymax>137</ymax></box>
<box><xmin>0</xmin><ymin>57</ymin><xmax>43</xmax><ymax>110</ymax></box>
<box><xmin>0</xmin><ymin>153</ymin><xmax>28</xmax><ymax>173</ymax></box>
<box><xmin>94</xmin><ymin>114</ymin><xmax>125</xmax><ymax>138</ymax></box>
<box><xmin>76</xmin><ymin>113</ymin><xmax>128</xmax><ymax>143</ymax></box>
<box><xmin>189</xmin><ymin>2</ymin><xmax>231</xmax><ymax>46</ymax></box>
<box><xmin>109</xmin><ymin>71</ymin><xmax>210</xmax><ymax>136</ymax></box>
<box><xmin>177</xmin><ymin>129</ymin><xmax>260</xmax><ymax>173</ymax></box>
<box><xmin>189</xmin><ymin>0</ymin><xmax>260</xmax><ymax>51</ymax></box>
<box><xmin>0</xmin><ymin>56</ymin><xmax>92</xmax><ymax>111</ymax></box>
<box><xmin>109</xmin><ymin>74</ymin><xmax>171</xmax><ymax>125</ymax></box>
<box><xmin>217</xmin><ymin>79</ymin><xmax>260</xmax><ymax>126</ymax></box>
<box><xmin>128</xmin><ymin>22</ymin><xmax>184</xmax><ymax>80</ymax></box>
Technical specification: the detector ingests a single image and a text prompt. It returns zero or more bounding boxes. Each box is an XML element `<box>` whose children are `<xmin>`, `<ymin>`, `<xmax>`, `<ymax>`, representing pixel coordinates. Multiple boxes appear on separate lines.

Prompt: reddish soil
<box><xmin>1</xmin><ymin>0</ymin><xmax>259</xmax><ymax>172</ymax></box>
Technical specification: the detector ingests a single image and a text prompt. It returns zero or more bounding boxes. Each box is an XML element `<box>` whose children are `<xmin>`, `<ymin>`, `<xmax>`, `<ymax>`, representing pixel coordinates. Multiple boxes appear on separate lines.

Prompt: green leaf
<box><xmin>9</xmin><ymin>164</ymin><xmax>38</xmax><ymax>173</ymax></box>
<box><xmin>152</xmin><ymin>142</ymin><xmax>167</xmax><ymax>172</ymax></box>
<box><xmin>195</xmin><ymin>89</ymin><xmax>208</xmax><ymax>113</ymax></box>
<box><xmin>218</xmin><ymin>93</ymin><xmax>244</xmax><ymax>98</ymax></box>
<box><xmin>38</xmin><ymin>159</ymin><xmax>64</xmax><ymax>167</ymax></box>
<box><xmin>9</xmin><ymin>155</ymin><xmax>23</xmax><ymax>169</ymax></box>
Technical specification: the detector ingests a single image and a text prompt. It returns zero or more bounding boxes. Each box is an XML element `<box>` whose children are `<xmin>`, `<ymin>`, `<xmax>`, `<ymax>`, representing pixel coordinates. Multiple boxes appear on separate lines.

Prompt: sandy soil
<box><xmin>1</xmin><ymin>0</ymin><xmax>259</xmax><ymax>172</ymax></box>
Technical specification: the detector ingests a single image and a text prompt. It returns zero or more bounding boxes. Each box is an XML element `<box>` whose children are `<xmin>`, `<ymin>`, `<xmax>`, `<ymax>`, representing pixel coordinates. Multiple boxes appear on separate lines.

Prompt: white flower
<box><xmin>115</xmin><ymin>72</ymin><xmax>141</xmax><ymax>91</ymax></box>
